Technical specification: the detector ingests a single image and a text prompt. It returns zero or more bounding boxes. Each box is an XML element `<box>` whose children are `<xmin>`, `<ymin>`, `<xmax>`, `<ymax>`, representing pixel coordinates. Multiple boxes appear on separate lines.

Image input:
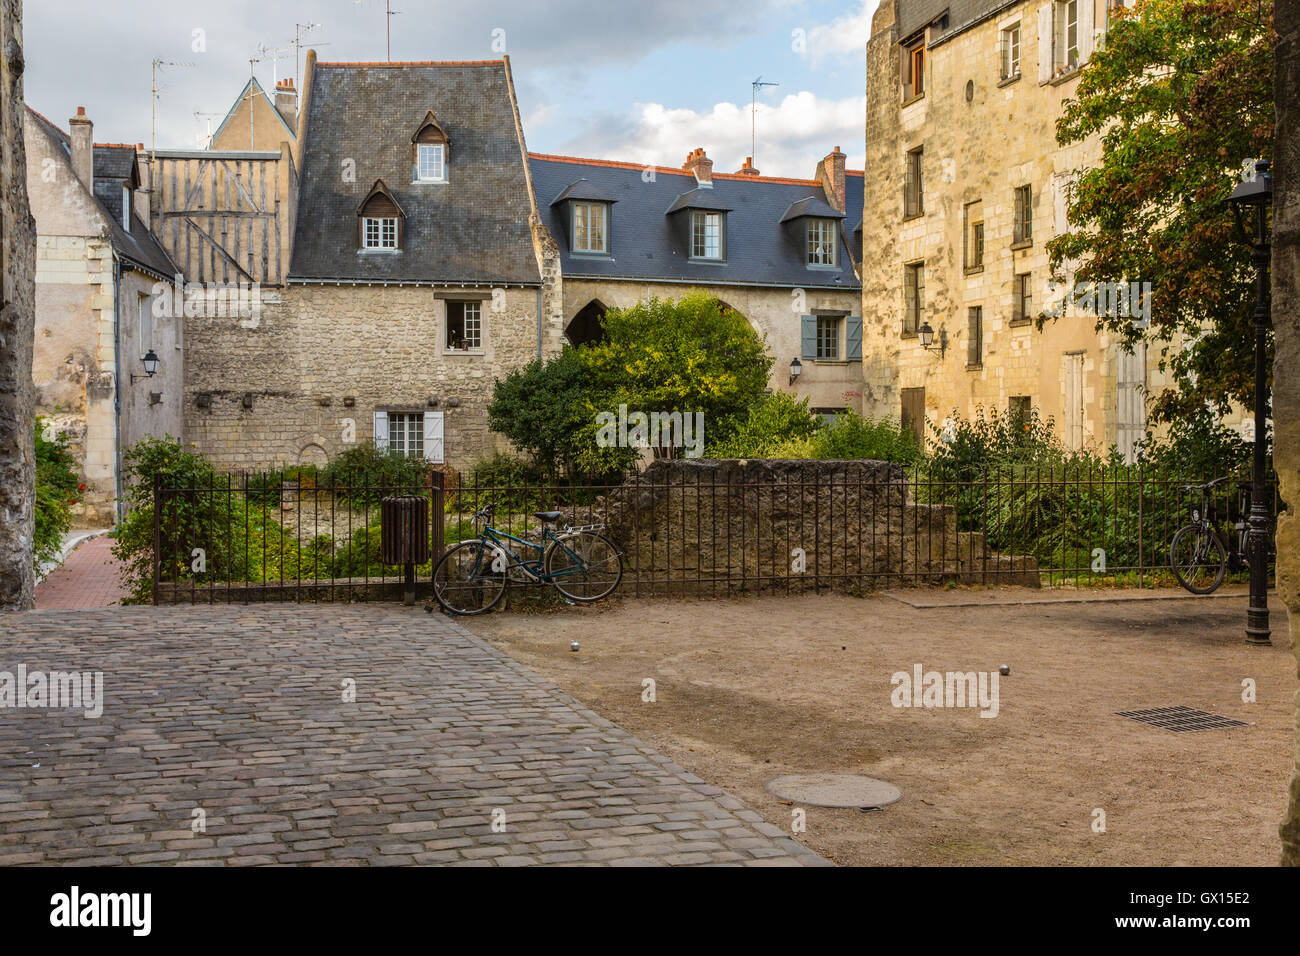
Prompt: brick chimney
<box><xmin>274</xmin><ymin>78</ymin><xmax>297</xmax><ymax>131</ymax></box>
<box><xmin>816</xmin><ymin>145</ymin><xmax>847</xmax><ymax>213</ymax></box>
<box><xmin>736</xmin><ymin>156</ymin><xmax>760</xmax><ymax>176</ymax></box>
<box><xmin>135</xmin><ymin>143</ymin><xmax>151</xmax><ymax>230</ymax></box>
<box><xmin>683</xmin><ymin>147</ymin><xmax>713</xmax><ymax>187</ymax></box>
<box><xmin>69</xmin><ymin>106</ymin><xmax>93</xmax><ymax>193</ymax></box>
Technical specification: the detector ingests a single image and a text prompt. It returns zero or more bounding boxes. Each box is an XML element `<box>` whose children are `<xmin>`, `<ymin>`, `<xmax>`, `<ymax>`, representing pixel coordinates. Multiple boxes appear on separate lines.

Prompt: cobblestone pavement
<box><xmin>34</xmin><ymin>536</ymin><xmax>129</xmax><ymax>609</ymax></box>
<box><xmin>0</xmin><ymin>605</ymin><xmax>826</xmax><ymax>866</ymax></box>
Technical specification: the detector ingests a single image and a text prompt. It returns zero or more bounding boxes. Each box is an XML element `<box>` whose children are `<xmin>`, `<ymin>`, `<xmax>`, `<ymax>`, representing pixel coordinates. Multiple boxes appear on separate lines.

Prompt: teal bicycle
<box><xmin>432</xmin><ymin>502</ymin><xmax>623</xmax><ymax>615</ymax></box>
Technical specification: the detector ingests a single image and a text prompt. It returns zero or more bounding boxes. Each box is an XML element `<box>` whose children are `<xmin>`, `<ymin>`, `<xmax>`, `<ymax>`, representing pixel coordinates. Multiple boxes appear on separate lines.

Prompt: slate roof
<box><xmin>896</xmin><ymin>0</ymin><xmax>1025</xmax><ymax>45</ymax></box>
<box><xmin>25</xmin><ymin>108</ymin><xmax>179</xmax><ymax>280</ymax></box>
<box><xmin>288</xmin><ymin>60</ymin><xmax>540</xmax><ymax>285</ymax></box>
<box><xmin>529</xmin><ymin>155</ymin><xmax>861</xmax><ymax>291</ymax></box>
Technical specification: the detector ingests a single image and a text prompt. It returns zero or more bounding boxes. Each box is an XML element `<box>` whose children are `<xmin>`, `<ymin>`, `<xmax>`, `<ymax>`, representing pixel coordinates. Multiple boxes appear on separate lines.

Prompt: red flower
<box><xmin>78</xmin><ymin>483</ymin><xmax>87</xmax><ymax>492</ymax></box>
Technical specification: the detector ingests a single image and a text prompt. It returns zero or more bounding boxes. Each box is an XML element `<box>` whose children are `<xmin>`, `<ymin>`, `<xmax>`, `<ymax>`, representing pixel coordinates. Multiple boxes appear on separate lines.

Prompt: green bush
<box><xmin>318</xmin><ymin>444</ymin><xmax>431</xmax><ymax>505</ymax></box>
<box><xmin>34</xmin><ymin>420</ymin><xmax>80</xmax><ymax>569</ymax></box>
<box><xmin>705</xmin><ymin>392</ymin><xmax>822</xmax><ymax>458</ymax></box>
<box><xmin>813</xmin><ymin>410</ymin><xmax>923</xmax><ymax>463</ymax></box>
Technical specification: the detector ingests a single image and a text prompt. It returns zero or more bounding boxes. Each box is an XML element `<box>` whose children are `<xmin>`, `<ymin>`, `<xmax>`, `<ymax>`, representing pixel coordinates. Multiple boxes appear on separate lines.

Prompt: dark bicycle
<box><xmin>432</xmin><ymin>502</ymin><xmax>622</xmax><ymax>615</ymax></box>
<box><xmin>1170</xmin><ymin>476</ymin><xmax>1260</xmax><ymax>594</ymax></box>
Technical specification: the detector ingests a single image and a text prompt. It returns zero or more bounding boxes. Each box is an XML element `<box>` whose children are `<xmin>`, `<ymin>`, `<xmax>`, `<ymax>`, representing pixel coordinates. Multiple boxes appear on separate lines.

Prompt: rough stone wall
<box><xmin>1275</xmin><ymin>0</ymin><xmax>1300</xmax><ymax>868</ymax></box>
<box><xmin>860</xmin><ymin>1</ymin><xmax>1170</xmax><ymax>450</ymax></box>
<box><xmin>0</xmin><ymin>0</ymin><xmax>36</xmax><ymax>609</ymax></box>
<box><xmin>561</xmin><ymin>278</ymin><xmax>865</xmax><ymax>414</ymax></box>
<box><xmin>183</xmin><ymin>282</ymin><xmax>553</xmax><ymax>472</ymax></box>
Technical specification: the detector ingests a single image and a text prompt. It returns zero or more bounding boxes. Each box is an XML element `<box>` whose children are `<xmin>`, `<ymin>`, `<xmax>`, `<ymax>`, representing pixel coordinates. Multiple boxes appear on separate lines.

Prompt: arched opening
<box><xmin>565</xmin><ymin>299</ymin><xmax>608</xmax><ymax>347</ymax></box>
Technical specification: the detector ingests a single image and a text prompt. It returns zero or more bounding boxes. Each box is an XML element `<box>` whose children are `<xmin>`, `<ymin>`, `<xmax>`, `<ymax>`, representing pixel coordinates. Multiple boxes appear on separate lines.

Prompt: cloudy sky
<box><xmin>23</xmin><ymin>0</ymin><xmax>877</xmax><ymax>178</ymax></box>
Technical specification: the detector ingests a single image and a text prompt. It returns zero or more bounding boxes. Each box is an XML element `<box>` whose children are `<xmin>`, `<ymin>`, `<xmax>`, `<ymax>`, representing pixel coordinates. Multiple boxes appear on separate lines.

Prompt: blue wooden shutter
<box><xmin>846</xmin><ymin>315</ymin><xmax>862</xmax><ymax>360</ymax></box>
<box><xmin>800</xmin><ymin>315</ymin><xmax>817</xmax><ymax>359</ymax></box>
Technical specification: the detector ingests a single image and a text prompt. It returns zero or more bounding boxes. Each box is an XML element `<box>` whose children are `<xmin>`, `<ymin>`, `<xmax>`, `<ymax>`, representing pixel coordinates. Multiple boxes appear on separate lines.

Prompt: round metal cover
<box><xmin>765</xmin><ymin>773</ymin><xmax>901</xmax><ymax>808</ymax></box>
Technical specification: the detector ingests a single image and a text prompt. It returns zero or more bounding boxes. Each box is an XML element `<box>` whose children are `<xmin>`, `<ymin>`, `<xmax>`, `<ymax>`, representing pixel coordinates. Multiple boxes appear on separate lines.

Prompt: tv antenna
<box><xmin>355</xmin><ymin>0</ymin><xmax>401</xmax><ymax>61</ymax></box>
<box><xmin>751</xmin><ymin>76</ymin><xmax>779</xmax><ymax>169</ymax></box>
<box><xmin>151</xmin><ymin>58</ymin><xmax>195</xmax><ymax>162</ymax></box>
<box><xmin>248</xmin><ymin>43</ymin><xmax>293</xmax><ymax>149</ymax></box>
<box><xmin>293</xmin><ymin>22</ymin><xmax>328</xmax><ymax>92</ymax></box>
<box><xmin>193</xmin><ymin>108</ymin><xmax>223</xmax><ymax>149</ymax></box>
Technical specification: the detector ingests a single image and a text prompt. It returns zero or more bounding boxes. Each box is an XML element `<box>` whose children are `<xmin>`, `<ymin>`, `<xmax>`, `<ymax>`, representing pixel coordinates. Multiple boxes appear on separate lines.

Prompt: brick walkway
<box><xmin>34</xmin><ymin>535</ymin><xmax>129</xmax><ymax>609</ymax></box>
<box><xmin>0</xmin><ymin>605</ymin><xmax>825</xmax><ymax>866</ymax></box>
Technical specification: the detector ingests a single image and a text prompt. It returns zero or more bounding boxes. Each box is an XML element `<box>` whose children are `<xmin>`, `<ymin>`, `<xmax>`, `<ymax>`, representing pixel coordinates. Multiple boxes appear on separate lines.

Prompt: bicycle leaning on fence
<box><xmin>431</xmin><ymin>502</ymin><xmax>623</xmax><ymax>615</ymax></box>
<box><xmin>1169</xmin><ymin>476</ymin><xmax>1272</xmax><ymax>594</ymax></box>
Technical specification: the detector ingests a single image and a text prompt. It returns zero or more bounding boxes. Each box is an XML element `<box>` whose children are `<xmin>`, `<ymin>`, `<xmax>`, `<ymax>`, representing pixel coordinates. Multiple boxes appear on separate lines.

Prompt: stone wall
<box><xmin>593</xmin><ymin>458</ymin><xmax>1037</xmax><ymax>594</ymax></box>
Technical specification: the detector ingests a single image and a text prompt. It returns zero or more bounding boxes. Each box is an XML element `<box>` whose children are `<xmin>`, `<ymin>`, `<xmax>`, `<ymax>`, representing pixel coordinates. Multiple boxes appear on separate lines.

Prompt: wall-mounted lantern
<box><xmin>788</xmin><ymin>356</ymin><xmax>802</xmax><ymax>386</ymax></box>
<box><xmin>130</xmin><ymin>349</ymin><xmax>160</xmax><ymax>384</ymax></box>
<box><xmin>918</xmin><ymin>322</ymin><xmax>947</xmax><ymax>359</ymax></box>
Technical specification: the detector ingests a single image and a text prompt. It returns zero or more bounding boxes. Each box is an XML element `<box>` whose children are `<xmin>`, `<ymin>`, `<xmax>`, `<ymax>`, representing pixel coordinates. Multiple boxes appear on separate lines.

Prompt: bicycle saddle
<box><xmin>534</xmin><ymin>511</ymin><xmax>563</xmax><ymax>523</ymax></box>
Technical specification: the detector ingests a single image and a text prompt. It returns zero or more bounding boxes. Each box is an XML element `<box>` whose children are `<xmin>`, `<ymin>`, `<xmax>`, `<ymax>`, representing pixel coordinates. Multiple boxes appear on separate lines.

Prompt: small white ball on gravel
<box><xmin>999</xmin><ymin>664</ymin><xmax>1010</xmax><ymax>676</ymax></box>
<box><xmin>570</xmin><ymin>641</ymin><xmax>580</xmax><ymax>652</ymax></box>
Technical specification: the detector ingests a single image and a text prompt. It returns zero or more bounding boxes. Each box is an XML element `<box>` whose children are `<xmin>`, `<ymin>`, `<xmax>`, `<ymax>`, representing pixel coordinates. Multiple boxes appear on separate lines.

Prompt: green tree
<box><xmin>1047</xmin><ymin>0</ymin><xmax>1274</xmax><ymax>423</ymax></box>
<box><xmin>33</xmin><ymin>420</ymin><xmax>79</xmax><ymax>569</ymax></box>
<box><xmin>486</xmin><ymin>346</ymin><xmax>595</xmax><ymax>482</ymax></box>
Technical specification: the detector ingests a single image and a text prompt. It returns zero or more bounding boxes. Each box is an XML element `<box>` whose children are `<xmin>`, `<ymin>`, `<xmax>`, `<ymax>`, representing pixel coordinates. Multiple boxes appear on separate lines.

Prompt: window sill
<box><xmin>688</xmin><ymin>258</ymin><xmax>727</xmax><ymax>265</ymax></box>
<box><xmin>964</xmin><ymin>265</ymin><xmax>984</xmax><ymax>276</ymax></box>
<box><xmin>411</xmin><ymin>179</ymin><xmax>449</xmax><ymax>185</ymax></box>
<box><xmin>805</xmin><ymin>263</ymin><xmax>840</xmax><ymax>271</ymax></box>
<box><xmin>572</xmin><ymin>251</ymin><xmax>613</xmax><ymax>260</ymax></box>
<box><xmin>966</xmin><ymin>363</ymin><xmax>984</xmax><ymax>371</ymax></box>
<box><xmin>1009</xmin><ymin>318</ymin><xmax>1033</xmax><ymax>328</ymax></box>
<box><xmin>444</xmin><ymin>348</ymin><xmax>485</xmax><ymax>356</ymax></box>
<box><xmin>1048</xmin><ymin>66</ymin><xmax>1082</xmax><ymax>86</ymax></box>
<box><xmin>902</xmin><ymin>212</ymin><xmax>924</xmax><ymax>223</ymax></box>
<box><xmin>1010</xmin><ymin>239</ymin><xmax>1032</xmax><ymax>251</ymax></box>
<box><xmin>997</xmin><ymin>73</ymin><xmax>1021</xmax><ymax>88</ymax></box>
<box><xmin>901</xmin><ymin>330</ymin><xmax>918</xmax><ymax>340</ymax></box>
<box><xmin>359</xmin><ymin>248</ymin><xmax>402</xmax><ymax>254</ymax></box>
<box><xmin>902</xmin><ymin>92</ymin><xmax>925</xmax><ymax>107</ymax></box>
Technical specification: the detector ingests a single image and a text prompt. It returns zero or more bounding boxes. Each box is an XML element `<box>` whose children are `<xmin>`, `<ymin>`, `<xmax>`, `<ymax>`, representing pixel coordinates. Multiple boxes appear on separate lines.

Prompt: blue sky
<box><xmin>24</xmin><ymin>0</ymin><xmax>876</xmax><ymax>177</ymax></box>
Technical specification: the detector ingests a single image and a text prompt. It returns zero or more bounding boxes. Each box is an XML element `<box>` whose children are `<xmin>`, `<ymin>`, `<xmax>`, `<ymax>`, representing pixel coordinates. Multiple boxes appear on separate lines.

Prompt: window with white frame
<box><xmin>446</xmin><ymin>301</ymin><xmax>483</xmax><ymax>351</ymax></box>
<box><xmin>363</xmin><ymin>216</ymin><xmax>398</xmax><ymax>249</ymax></box>
<box><xmin>416</xmin><ymin>143</ymin><xmax>446</xmax><ymax>182</ymax></box>
<box><xmin>388</xmin><ymin>412</ymin><xmax>424</xmax><ymax>458</ymax></box>
<box><xmin>691</xmin><ymin>211</ymin><xmax>722</xmax><ymax>259</ymax></box>
<box><xmin>1001</xmin><ymin>22</ymin><xmax>1021</xmax><ymax>79</ymax></box>
<box><xmin>807</xmin><ymin>218</ymin><xmax>838</xmax><ymax>266</ymax></box>
<box><xmin>1055</xmin><ymin>0</ymin><xmax>1080</xmax><ymax>70</ymax></box>
<box><xmin>572</xmin><ymin>201</ymin><xmax>607</xmax><ymax>254</ymax></box>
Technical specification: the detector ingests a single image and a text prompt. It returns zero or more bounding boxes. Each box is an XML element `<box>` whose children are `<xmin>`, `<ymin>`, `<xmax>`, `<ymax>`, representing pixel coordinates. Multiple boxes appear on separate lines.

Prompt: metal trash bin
<box><xmin>381</xmin><ymin>495</ymin><xmax>430</xmax><ymax>604</ymax></box>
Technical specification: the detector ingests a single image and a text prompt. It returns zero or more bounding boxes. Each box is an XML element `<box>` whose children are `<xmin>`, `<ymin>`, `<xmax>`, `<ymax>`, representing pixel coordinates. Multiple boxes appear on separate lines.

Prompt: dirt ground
<box><xmin>463</xmin><ymin>588</ymin><xmax>1296</xmax><ymax>866</ymax></box>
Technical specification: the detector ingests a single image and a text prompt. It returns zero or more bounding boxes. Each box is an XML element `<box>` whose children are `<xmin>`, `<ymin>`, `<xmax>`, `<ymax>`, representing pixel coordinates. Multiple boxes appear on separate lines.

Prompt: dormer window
<box><xmin>691</xmin><ymin>211</ymin><xmax>723</xmax><ymax>260</ymax></box>
<box><xmin>411</xmin><ymin>110</ymin><xmax>449</xmax><ymax>184</ymax></box>
<box><xmin>807</xmin><ymin>218</ymin><xmax>838</xmax><ymax>266</ymax></box>
<box><xmin>572</xmin><ymin>201</ymin><xmax>607</xmax><ymax>254</ymax></box>
<box><xmin>357</xmin><ymin>179</ymin><xmax>405</xmax><ymax>252</ymax></box>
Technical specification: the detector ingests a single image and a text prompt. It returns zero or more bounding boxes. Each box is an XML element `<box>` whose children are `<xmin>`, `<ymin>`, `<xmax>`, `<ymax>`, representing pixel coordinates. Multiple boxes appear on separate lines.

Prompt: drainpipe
<box><xmin>536</xmin><ymin>286</ymin><xmax>542</xmax><ymax>360</ymax></box>
<box><xmin>110</xmin><ymin>249</ymin><xmax>124</xmax><ymax>524</ymax></box>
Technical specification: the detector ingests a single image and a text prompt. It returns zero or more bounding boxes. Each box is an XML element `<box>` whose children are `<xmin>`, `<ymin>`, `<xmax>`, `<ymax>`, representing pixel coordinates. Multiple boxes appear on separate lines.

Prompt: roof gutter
<box><xmin>285</xmin><ymin>277</ymin><xmax>541</xmax><ymax>288</ymax></box>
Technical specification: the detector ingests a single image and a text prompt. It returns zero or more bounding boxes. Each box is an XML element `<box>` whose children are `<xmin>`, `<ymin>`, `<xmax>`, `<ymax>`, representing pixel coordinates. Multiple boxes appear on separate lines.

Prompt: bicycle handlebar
<box><xmin>1181</xmin><ymin>476</ymin><xmax>1231</xmax><ymax>492</ymax></box>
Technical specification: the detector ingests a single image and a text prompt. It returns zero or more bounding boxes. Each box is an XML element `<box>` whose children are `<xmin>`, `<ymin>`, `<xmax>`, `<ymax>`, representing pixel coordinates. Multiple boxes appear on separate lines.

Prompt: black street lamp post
<box><xmin>1227</xmin><ymin>159</ymin><xmax>1273</xmax><ymax>647</ymax></box>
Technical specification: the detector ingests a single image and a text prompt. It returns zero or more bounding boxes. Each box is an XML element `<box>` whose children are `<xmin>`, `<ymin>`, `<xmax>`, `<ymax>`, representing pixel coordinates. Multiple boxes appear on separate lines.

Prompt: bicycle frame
<box><xmin>471</xmin><ymin>525</ymin><xmax>590</xmax><ymax>582</ymax></box>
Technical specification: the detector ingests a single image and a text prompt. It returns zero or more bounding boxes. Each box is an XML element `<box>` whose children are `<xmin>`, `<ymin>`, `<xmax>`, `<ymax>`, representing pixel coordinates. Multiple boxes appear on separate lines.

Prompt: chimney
<box><xmin>69</xmin><ymin>106</ymin><xmax>93</xmax><ymax>193</ymax></box>
<box><xmin>274</xmin><ymin>78</ymin><xmax>297</xmax><ymax>132</ymax></box>
<box><xmin>736</xmin><ymin>156</ymin><xmax>760</xmax><ymax>176</ymax></box>
<box><xmin>135</xmin><ymin>143</ymin><xmax>150</xmax><ymax>230</ymax></box>
<box><xmin>816</xmin><ymin>145</ymin><xmax>847</xmax><ymax>213</ymax></box>
<box><xmin>682</xmin><ymin>147</ymin><xmax>713</xmax><ymax>187</ymax></box>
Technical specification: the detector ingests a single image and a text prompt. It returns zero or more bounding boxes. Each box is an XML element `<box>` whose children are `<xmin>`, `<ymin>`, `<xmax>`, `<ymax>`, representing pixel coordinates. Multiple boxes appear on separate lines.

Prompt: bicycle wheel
<box><xmin>433</xmin><ymin>541</ymin><xmax>508</xmax><ymax>615</ymax></box>
<box><xmin>1170</xmin><ymin>525</ymin><xmax>1227</xmax><ymax>594</ymax></box>
<box><xmin>545</xmin><ymin>532</ymin><xmax>623</xmax><ymax>602</ymax></box>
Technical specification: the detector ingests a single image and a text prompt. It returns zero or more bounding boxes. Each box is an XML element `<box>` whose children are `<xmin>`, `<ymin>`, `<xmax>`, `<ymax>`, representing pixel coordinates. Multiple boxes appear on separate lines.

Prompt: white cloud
<box><xmin>800</xmin><ymin>0</ymin><xmax>880</xmax><ymax>68</ymax></box>
<box><xmin>564</xmin><ymin>90</ymin><xmax>866</xmax><ymax>179</ymax></box>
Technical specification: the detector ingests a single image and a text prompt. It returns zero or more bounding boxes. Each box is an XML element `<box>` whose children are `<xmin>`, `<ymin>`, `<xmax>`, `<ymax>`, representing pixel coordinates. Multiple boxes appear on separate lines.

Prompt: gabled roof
<box><xmin>550</xmin><ymin>178</ymin><xmax>619</xmax><ymax>205</ymax></box>
<box><xmin>356</xmin><ymin>178</ymin><xmax>406</xmax><ymax>217</ymax></box>
<box><xmin>529</xmin><ymin>152</ymin><xmax>861</xmax><ymax>290</ymax></box>
<box><xmin>289</xmin><ymin>60</ymin><xmax>540</xmax><ymax>285</ymax></box>
<box><xmin>211</xmin><ymin>76</ymin><xmax>296</xmax><ymax>145</ymax></box>
<box><xmin>779</xmin><ymin>195</ymin><xmax>845</xmax><ymax>222</ymax></box>
<box><xmin>410</xmin><ymin>109</ymin><xmax>448</xmax><ymax>143</ymax></box>
<box><xmin>665</xmin><ymin>188</ymin><xmax>733</xmax><ymax>215</ymax></box>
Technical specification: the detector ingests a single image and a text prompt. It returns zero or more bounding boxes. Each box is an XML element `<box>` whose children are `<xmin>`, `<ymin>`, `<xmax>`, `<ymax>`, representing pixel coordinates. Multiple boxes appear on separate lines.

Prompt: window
<box><xmin>363</xmin><ymin>216</ymin><xmax>398</xmax><ymax>249</ymax></box>
<box><xmin>573</xmin><ymin>201</ymin><xmax>607</xmax><ymax>254</ymax></box>
<box><xmin>904</xmin><ymin>147</ymin><xmax>924</xmax><ymax>218</ymax></box>
<box><xmin>903</xmin><ymin>39</ymin><xmax>925</xmax><ymax>100</ymax></box>
<box><xmin>691</xmin><ymin>210</ymin><xmax>722</xmax><ymax>260</ymax></box>
<box><xmin>1013</xmin><ymin>184</ymin><xmax>1033</xmax><ymax>244</ymax></box>
<box><xmin>807</xmin><ymin>218</ymin><xmax>838</xmax><ymax>266</ymax></box>
<box><xmin>1001</xmin><ymin>22</ymin><xmax>1021</xmax><ymax>79</ymax></box>
<box><xmin>813</xmin><ymin>407</ymin><xmax>846</xmax><ymax>427</ymax></box>
<box><xmin>816</xmin><ymin>316</ymin><xmax>841</xmax><ymax>360</ymax></box>
<box><xmin>137</xmin><ymin>294</ymin><xmax>152</xmax><ymax>352</ymax></box>
<box><xmin>964</xmin><ymin>201</ymin><xmax>984</xmax><ymax>271</ymax></box>
<box><xmin>1012</xmin><ymin>273</ymin><xmax>1033</xmax><ymax>325</ymax></box>
<box><xmin>416</xmin><ymin>143</ymin><xmax>446</xmax><ymax>182</ymax></box>
<box><xmin>446</xmin><ymin>301</ymin><xmax>483</xmax><ymax>351</ymax></box>
<box><xmin>967</xmin><ymin>306</ymin><xmax>983</xmax><ymax>367</ymax></box>
<box><xmin>1055</xmin><ymin>0</ymin><xmax>1080</xmax><ymax>71</ymax></box>
<box><xmin>904</xmin><ymin>261</ymin><xmax>925</xmax><ymax>334</ymax></box>
<box><xmin>389</xmin><ymin>412</ymin><xmax>424</xmax><ymax>458</ymax></box>
<box><xmin>122</xmin><ymin>186</ymin><xmax>132</xmax><ymax>228</ymax></box>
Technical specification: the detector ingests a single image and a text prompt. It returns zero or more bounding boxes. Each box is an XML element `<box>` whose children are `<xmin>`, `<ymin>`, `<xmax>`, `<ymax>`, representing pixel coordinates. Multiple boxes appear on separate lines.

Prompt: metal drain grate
<box><xmin>1115</xmin><ymin>705</ymin><xmax>1249</xmax><ymax>733</ymax></box>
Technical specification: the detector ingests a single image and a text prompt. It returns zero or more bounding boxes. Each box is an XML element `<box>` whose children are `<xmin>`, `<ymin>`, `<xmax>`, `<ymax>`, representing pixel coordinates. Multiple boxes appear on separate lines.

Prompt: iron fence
<box><xmin>150</xmin><ymin>463</ymin><xmax>1281</xmax><ymax>604</ymax></box>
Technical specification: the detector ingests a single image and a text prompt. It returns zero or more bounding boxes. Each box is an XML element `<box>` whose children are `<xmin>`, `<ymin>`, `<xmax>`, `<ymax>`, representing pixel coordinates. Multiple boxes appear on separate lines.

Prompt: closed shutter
<box><xmin>373</xmin><ymin>410</ymin><xmax>389</xmax><ymax>452</ymax></box>
<box><xmin>423</xmin><ymin>411</ymin><xmax>445</xmax><ymax>464</ymax></box>
<box><xmin>1063</xmin><ymin>352</ymin><xmax>1085</xmax><ymax>451</ymax></box>
<box><xmin>800</xmin><ymin>315</ymin><xmax>817</xmax><ymax>359</ymax></box>
<box><xmin>846</xmin><ymin>315</ymin><xmax>862</xmax><ymax>361</ymax></box>
<box><xmin>901</xmin><ymin>387</ymin><xmax>926</xmax><ymax>445</ymax></box>
<box><xmin>1079</xmin><ymin>0</ymin><xmax>1096</xmax><ymax>62</ymax></box>
<box><xmin>1116</xmin><ymin>343</ymin><xmax>1146</xmax><ymax>463</ymax></box>
<box><xmin>1038</xmin><ymin>3</ymin><xmax>1054</xmax><ymax>82</ymax></box>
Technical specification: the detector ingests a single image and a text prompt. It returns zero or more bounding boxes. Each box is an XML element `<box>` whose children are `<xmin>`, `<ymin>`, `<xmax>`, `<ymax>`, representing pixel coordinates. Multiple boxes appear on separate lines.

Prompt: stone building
<box><xmin>860</xmin><ymin>0</ymin><xmax>1167</xmax><ymax>457</ymax></box>
<box><xmin>207</xmin><ymin>76</ymin><xmax>297</xmax><ymax>152</ymax></box>
<box><xmin>529</xmin><ymin>147</ymin><xmax>864</xmax><ymax>417</ymax></box>
<box><xmin>179</xmin><ymin>55</ymin><xmax>557</xmax><ymax>473</ymax></box>
<box><xmin>25</xmin><ymin>106</ymin><xmax>182</xmax><ymax>525</ymax></box>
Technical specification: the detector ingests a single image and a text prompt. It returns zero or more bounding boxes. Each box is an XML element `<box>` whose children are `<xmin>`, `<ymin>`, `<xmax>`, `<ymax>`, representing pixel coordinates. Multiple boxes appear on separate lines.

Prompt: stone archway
<box><xmin>565</xmin><ymin>299</ymin><xmax>608</xmax><ymax>347</ymax></box>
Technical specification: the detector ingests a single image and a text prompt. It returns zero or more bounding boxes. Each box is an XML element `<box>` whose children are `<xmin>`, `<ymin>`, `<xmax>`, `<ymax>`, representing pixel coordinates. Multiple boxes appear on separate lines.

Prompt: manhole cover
<box><xmin>765</xmin><ymin>774</ymin><xmax>901</xmax><ymax>808</ymax></box>
<box><xmin>1115</xmin><ymin>705</ymin><xmax>1249</xmax><ymax>733</ymax></box>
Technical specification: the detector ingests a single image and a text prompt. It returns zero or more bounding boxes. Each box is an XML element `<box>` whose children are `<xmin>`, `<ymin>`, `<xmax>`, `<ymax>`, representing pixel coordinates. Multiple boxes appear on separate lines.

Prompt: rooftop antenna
<box><xmin>751</xmin><ymin>76</ymin><xmax>779</xmax><ymax>169</ymax></box>
<box><xmin>247</xmin><ymin>44</ymin><xmax>293</xmax><ymax>149</ymax></box>
<box><xmin>151</xmin><ymin>58</ymin><xmax>195</xmax><ymax>163</ymax></box>
<box><xmin>354</xmin><ymin>0</ymin><xmax>401</xmax><ymax>61</ymax></box>
<box><xmin>193</xmin><ymin>108</ymin><xmax>223</xmax><ymax>149</ymax></box>
<box><xmin>293</xmin><ymin>22</ymin><xmax>325</xmax><ymax>92</ymax></box>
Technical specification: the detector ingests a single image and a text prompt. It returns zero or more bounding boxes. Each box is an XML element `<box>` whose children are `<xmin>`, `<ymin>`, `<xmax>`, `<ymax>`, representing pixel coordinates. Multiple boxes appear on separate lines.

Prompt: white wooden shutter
<box><xmin>1079</xmin><ymin>0</ymin><xmax>1096</xmax><ymax>63</ymax></box>
<box><xmin>423</xmin><ymin>411</ymin><xmax>445</xmax><ymax>464</ymax></box>
<box><xmin>373</xmin><ymin>410</ymin><xmax>389</xmax><ymax>452</ymax></box>
<box><xmin>1053</xmin><ymin>173</ymin><xmax>1068</xmax><ymax>236</ymax></box>
<box><xmin>1038</xmin><ymin>4</ymin><xmax>1054</xmax><ymax>83</ymax></box>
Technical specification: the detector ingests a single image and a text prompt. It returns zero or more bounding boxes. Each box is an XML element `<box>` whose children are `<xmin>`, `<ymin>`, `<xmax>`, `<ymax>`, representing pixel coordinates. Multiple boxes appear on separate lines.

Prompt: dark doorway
<box><xmin>565</xmin><ymin>300</ymin><xmax>608</xmax><ymax>347</ymax></box>
<box><xmin>901</xmin><ymin>387</ymin><xmax>926</xmax><ymax>445</ymax></box>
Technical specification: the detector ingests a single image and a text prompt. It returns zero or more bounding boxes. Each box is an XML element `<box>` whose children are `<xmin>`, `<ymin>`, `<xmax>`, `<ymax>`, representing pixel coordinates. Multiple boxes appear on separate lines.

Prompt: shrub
<box><xmin>705</xmin><ymin>392</ymin><xmax>821</xmax><ymax>458</ymax></box>
<box><xmin>34</xmin><ymin>420</ymin><xmax>80</xmax><ymax>568</ymax></box>
<box><xmin>487</xmin><ymin>348</ymin><xmax>596</xmax><ymax>482</ymax></box>
<box><xmin>813</xmin><ymin>410</ymin><xmax>923</xmax><ymax>463</ymax></box>
<box><xmin>318</xmin><ymin>444</ymin><xmax>431</xmax><ymax>505</ymax></box>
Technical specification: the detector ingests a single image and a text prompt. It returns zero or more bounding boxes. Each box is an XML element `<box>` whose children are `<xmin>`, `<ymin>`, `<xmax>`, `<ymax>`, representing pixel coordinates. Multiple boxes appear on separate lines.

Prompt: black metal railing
<box><xmin>150</xmin><ymin>463</ymin><xmax>1281</xmax><ymax>604</ymax></box>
